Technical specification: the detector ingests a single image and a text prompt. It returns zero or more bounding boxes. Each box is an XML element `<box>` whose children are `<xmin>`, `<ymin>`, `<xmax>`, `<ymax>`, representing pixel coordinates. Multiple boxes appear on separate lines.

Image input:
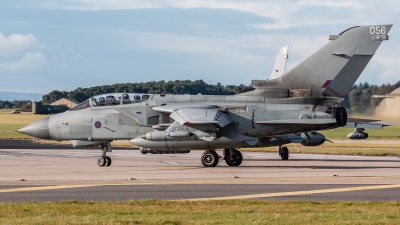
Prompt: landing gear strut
<box><xmin>201</xmin><ymin>150</ymin><xmax>219</xmax><ymax>167</ymax></box>
<box><xmin>98</xmin><ymin>142</ymin><xmax>112</xmax><ymax>167</ymax></box>
<box><xmin>223</xmin><ymin>148</ymin><xmax>243</xmax><ymax>166</ymax></box>
<box><xmin>279</xmin><ymin>146</ymin><xmax>289</xmax><ymax>160</ymax></box>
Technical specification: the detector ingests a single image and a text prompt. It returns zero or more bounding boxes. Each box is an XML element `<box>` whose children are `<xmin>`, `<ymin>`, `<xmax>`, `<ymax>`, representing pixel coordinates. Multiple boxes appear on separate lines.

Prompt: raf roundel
<box><xmin>94</xmin><ymin>121</ymin><xmax>102</xmax><ymax>129</ymax></box>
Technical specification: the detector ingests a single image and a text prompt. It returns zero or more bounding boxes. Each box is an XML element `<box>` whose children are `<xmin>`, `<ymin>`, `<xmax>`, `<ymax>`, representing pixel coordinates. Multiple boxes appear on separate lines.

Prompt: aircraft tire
<box><xmin>280</xmin><ymin>147</ymin><xmax>289</xmax><ymax>160</ymax></box>
<box><xmin>201</xmin><ymin>150</ymin><xmax>219</xmax><ymax>167</ymax></box>
<box><xmin>140</xmin><ymin>148</ymin><xmax>148</xmax><ymax>154</ymax></box>
<box><xmin>97</xmin><ymin>157</ymin><xmax>106</xmax><ymax>167</ymax></box>
<box><xmin>225</xmin><ymin>150</ymin><xmax>243</xmax><ymax>166</ymax></box>
<box><xmin>105</xmin><ymin>157</ymin><xmax>112</xmax><ymax>167</ymax></box>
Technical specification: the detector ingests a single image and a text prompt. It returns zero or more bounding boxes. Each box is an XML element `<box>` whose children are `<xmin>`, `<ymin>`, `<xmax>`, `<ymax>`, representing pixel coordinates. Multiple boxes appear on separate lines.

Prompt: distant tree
<box><xmin>20</xmin><ymin>104</ymin><xmax>32</xmax><ymax>112</ymax></box>
<box><xmin>42</xmin><ymin>90</ymin><xmax>67</xmax><ymax>104</ymax></box>
<box><xmin>41</xmin><ymin>80</ymin><xmax>254</xmax><ymax>103</ymax></box>
<box><xmin>339</xmin><ymin>81</ymin><xmax>400</xmax><ymax>113</ymax></box>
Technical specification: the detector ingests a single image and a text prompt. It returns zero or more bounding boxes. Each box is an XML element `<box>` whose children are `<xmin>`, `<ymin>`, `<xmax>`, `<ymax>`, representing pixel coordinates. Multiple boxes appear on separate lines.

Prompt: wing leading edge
<box><xmin>170</xmin><ymin>108</ymin><xmax>232</xmax><ymax>127</ymax></box>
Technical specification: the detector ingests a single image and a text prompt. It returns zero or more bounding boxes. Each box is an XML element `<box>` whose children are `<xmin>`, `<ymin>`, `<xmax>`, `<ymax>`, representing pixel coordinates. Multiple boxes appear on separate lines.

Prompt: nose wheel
<box><xmin>97</xmin><ymin>156</ymin><xmax>112</xmax><ymax>167</ymax></box>
<box><xmin>98</xmin><ymin>142</ymin><xmax>112</xmax><ymax>167</ymax></box>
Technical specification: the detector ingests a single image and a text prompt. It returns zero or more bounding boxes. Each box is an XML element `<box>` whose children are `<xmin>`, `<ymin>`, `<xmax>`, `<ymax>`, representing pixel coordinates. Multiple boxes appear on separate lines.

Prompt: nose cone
<box><xmin>17</xmin><ymin>116</ymin><xmax>51</xmax><ymax>140</ymax></box>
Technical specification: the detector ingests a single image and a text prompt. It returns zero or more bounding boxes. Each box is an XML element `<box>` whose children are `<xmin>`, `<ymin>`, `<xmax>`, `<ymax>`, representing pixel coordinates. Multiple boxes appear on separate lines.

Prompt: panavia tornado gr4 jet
<box><xmin>18</xmin><ymin>24</ymin><xmax>392</xmax><ymax>167</ymax></box>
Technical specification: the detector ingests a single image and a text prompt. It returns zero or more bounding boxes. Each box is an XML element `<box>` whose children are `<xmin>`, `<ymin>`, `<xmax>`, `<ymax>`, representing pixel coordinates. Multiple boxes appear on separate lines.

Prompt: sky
<box><xmin>0</xmin><ymin>0</ymin><xmax>399</xmax><ymax>94</ymax></box>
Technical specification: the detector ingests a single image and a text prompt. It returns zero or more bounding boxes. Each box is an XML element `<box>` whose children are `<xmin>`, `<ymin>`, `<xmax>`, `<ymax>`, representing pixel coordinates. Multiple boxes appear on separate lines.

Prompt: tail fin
<box><xmin>270</xmin><ymin>46</ymin><xmax>289</xmax><ymax>80</ymax></box>
<box><xmin>274</xmin><ymin>25</ymin><xmax>392</xmax><ymax>98</ymax></box>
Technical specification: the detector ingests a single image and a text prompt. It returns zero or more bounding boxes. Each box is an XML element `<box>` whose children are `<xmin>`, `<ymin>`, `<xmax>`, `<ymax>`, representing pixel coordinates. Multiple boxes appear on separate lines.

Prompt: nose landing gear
<box><xmin>98</xmin><ymin>142</ymin><xmax>112</xmax><ymax>167</ymax></box>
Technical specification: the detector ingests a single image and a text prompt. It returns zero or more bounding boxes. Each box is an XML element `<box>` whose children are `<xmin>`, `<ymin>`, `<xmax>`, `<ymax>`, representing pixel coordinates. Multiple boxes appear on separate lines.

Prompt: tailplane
<box><xmin>251</xmin><ymin>25</ymin><xmax>392</xmax><ymax>98</ymax></box>
<box><xmin>270</xmin><ymin>46</ymin><xmax>289</xmax><ymax>80</ymax></box>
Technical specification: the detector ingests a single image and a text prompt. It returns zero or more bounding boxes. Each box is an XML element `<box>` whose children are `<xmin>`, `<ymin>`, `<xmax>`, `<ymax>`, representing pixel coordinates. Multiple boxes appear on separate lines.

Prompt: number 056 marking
<box><xmin>370</xmin><ymin>26</ymin><xmax>386</xmax><ymax>35</ymax></box>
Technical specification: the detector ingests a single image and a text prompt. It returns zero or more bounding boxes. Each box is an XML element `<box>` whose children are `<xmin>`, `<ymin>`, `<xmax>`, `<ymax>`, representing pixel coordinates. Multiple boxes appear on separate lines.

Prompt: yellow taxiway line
<box><xmin>1</xmin><ymin>181</ymin><xmax>400</xmax><ymax>201</ymax></box>
<box><xmin>183</xmin><ymin>184</ymin><xmax>400</xmax><ymax>201</ymax></box>
<box><xmin>0</xmin><ymin>184</ymin><xmax>103</xmax><ymax>193</ymax></box>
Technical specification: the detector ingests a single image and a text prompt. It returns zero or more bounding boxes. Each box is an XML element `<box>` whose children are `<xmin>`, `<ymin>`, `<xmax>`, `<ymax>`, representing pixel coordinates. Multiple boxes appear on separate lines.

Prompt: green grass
<box><xmin>0</xmin><ymin>111</ymin><xmax>47</xmax><ymax>139</ymax></box>
<box><xmin>320</xmin><ymin>126</ymin><xmax>400</xmax><ymax>140</ymax></box>
<box><xmin>0</xmin><ymin>109</ymin><xmax>14</xmax><ymax>112</ymax></box>
<box><xmin>0</xmin><ymin>123</ymin><xmax>30</xmax><ymax>139</ymax></box>
<box><xmin>0</xmin><ymin>200</ymin><xmax>399</xmax><ymax>224</ymax></box>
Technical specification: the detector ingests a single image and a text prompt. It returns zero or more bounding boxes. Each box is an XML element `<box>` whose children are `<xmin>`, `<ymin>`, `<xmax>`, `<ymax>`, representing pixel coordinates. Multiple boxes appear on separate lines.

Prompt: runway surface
<box><xmin>1</xmin><ymin>140</ymin><xmax>400</xmax><ymax>202</ymax></box>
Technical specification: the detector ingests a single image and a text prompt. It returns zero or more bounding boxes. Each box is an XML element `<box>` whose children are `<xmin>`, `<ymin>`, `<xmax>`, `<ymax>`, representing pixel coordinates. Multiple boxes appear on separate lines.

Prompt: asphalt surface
<box><xmin>2</xmin><ymin>184</ymin><xmax>400</xmax><ymax>202</ymax></box>
<box><xmin>1</xmin><ymin>139</ymin><xmax>400</xmax><ymax>202</ymax></box>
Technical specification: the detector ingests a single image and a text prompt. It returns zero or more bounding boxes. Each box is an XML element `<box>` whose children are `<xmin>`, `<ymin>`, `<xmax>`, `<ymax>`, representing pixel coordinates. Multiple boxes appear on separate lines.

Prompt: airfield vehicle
<box><xmin>18</xmin><ymin>24</ymin><xmax>392</xmax><ymax>167</ymax></box>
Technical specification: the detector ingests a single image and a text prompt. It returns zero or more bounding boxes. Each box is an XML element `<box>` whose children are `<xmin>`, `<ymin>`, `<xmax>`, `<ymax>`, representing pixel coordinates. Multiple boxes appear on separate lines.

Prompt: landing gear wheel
<box><xmin>280</xmin><ymin>147</ymin><xmax>289</xmax><ymax>160</ymax></box>
<box><xmin>97</xmin><ymin>157</ymin><xmax>106</xmax><ymax>167</ymax></box>
<box><xmin>140</xmin><ymin>147</ymin><xmax>148</xmax><ymax>154</ymax></box>
<box><xmin>105</xmin><ymin>156</ymin><xmax>112</xmax><ymax>167</ymax></box>
<box><xmin>98</xmin><ymin>142</ymin><xmax>112</xmax><ymax>167</ymax></box>
<box><xmin>201</xmin><ymin>150</ymin><xmax>219</xmax><ymax>167</ymax></box>
<box><xmin>224</xmin><ymin>149</ymin><xmax>243</xmax><ymax>166</ymax></box>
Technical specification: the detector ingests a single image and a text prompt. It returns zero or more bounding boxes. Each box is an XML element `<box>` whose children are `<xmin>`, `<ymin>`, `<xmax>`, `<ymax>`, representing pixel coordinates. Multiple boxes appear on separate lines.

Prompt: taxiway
<box><xmin>1</xmin><ymin>140</ymin><xmax>400</xmax><ymax>202</ymax></box>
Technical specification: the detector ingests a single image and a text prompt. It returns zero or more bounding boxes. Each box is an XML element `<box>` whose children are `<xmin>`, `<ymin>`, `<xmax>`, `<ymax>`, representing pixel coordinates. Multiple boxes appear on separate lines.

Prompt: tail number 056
<box><xmin>370</xmin><ymin>26</ymin><xmax>386</xmax><ymax>35</ymax></box>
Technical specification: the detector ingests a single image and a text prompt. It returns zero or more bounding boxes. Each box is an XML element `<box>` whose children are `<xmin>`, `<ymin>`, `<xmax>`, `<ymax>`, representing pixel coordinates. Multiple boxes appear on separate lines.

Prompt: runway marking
<box><xmin>0</xmin><ymin>184</ymin><xmax>106</xmax><ymax>193</ymax></box>
<box><xmin>183</xmin><ymin>184</ymin><xmax>400</xmax><ymax>201</ymax></box>
<box><xmin>1</xmin><ymin>176</ymin><xmax>400</xmax><ymax>194</ymax></box>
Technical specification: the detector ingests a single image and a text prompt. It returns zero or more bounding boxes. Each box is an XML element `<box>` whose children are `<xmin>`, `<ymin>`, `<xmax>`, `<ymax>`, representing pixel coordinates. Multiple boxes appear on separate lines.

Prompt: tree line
<box><xmin>2</xmin><ymin>80</ymin><xmax>400</xmax><ymax>114</ymax></box>
<box><xmin>42</xmin><ymin>80</ymin><xmax>254</xmax><ymax>103</ymax></box>
<box><xmin>339</xmin><ymin>81</ymin><xmax>400</xmax><ymax>113</ymax></box>
<box><xmin>0</xmin><ymin>100</ymin><xmax>32</xmax><ymax>111</ymax></box>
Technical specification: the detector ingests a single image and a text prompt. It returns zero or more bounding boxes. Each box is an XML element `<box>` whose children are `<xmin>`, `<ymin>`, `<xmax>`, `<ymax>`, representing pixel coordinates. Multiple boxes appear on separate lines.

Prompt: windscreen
<box><xmin>69</xmin><ymin>100</ymin><xmax>90</xmax><ymax>111</ymax></box>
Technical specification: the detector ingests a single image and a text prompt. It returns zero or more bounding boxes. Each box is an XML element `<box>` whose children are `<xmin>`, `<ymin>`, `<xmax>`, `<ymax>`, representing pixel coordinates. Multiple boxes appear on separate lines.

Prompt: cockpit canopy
<box><xmin>69</xmin><ymin>93</ymin><xmax>152</xmax><ymax>111</ymax></box>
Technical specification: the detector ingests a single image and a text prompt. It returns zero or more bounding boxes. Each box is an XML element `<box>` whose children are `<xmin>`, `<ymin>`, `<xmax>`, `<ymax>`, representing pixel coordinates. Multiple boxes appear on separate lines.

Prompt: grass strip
<box><xmin>320</xmin><ymin>126</ymin><xmax>400</xmax><ymax>140</ymax></box>
<box><xmin>0</xmin><ymin>200</ymin><xmax>399</xmax><ymax>224</ymax></box>
<box><xmin>0</xmin><ymin>112</ymin><xmax>47</xmax><ymax>139</ymax></box>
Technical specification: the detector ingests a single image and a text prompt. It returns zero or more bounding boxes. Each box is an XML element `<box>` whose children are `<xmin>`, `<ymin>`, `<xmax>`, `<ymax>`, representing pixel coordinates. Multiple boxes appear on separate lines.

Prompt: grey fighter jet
<box><xmin>18</xmin><ymin>24</ymin><xmax>392</xmax><ymax>167</ymax></box>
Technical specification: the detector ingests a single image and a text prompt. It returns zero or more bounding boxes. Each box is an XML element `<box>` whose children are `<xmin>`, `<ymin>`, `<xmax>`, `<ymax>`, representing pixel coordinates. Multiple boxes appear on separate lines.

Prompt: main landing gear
<box><xmin>279</xmin><ymin>146</ymin><xmax>289</xmax><ymax>160</ymax></box>
<box><xmin>201</xmin><ymin>150</ymin><xmax>219</xmax><ymax>167</ymax></box>
<box><xmin>223</xmin><ymin>148</ymin><xmax>243</xmax><ymax>166</ymax></box>
<box><xmin>98</xmin><ymin>142</ymin><xmax>112</xmax><ymax>167</ymax></box>
<box><xmin>200</xmin><ymin>148</ymin><xmax>243</xmax><ymax>167</ymax></box>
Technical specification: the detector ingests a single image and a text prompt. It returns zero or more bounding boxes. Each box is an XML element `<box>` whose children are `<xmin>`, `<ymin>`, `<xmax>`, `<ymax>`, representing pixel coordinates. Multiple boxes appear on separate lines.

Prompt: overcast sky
<box><xmin>0</xmin><ymin>0</ymin><xmax>398</xmax><ymax>94</ymax></box>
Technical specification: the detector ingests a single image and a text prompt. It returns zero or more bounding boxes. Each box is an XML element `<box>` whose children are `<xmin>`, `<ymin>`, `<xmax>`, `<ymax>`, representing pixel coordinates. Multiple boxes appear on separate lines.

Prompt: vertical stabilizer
<box><xmin>270</xmin><ymin>46</ymin><xmax>289</xmax><ymax>80</ymax></box>
<box><xmin>277</xmin><ymin>25</ymin><xmax>392</xmax><ymax>98</ymax></box>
